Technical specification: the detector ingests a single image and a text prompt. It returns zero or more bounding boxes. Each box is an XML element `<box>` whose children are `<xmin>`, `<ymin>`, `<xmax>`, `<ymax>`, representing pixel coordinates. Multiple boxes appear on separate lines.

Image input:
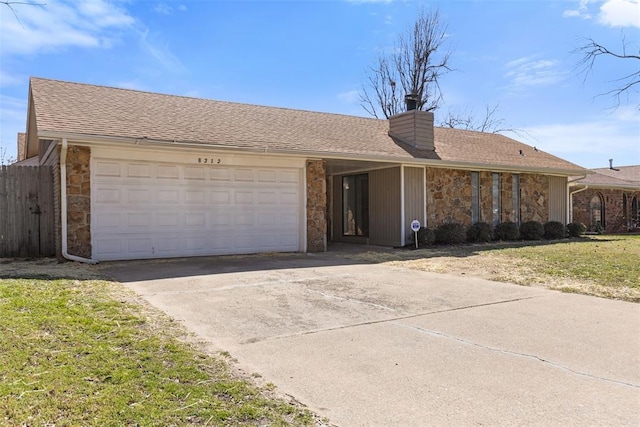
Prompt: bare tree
<box><xmin>0</xmin><ymin>145</ymin><xmax>16</xmax><ymax>166</ymax></box>
<box><xmin>361</xmin><ymin>8</ymin><xmax>452</xmax><ymax>119</ymax></box>
<box><xmin>1</xmin><ymin>1</ymin><xmax>46</xmax><ymax>26</ymax></box>
<box><xmin>439</xmin><ymin>104</ymin><xmax>525</xmax><ymax>136</ymax></box>
<box><xmin>575</xmin><ymin>35</ymin><xmax>640</xmax><ymax>109</ymax></box>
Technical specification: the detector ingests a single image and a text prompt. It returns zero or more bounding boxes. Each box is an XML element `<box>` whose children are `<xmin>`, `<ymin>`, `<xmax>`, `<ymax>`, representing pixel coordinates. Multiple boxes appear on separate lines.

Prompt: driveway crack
<box><xmin>393</xmin><ymin>322</ymin><xmax>640</xmax><ymax>390</ymax></box>
<box><xmin>242</xmin><ymin>296</ymin><xmax>541</xmax><ymax>344</ymax></box>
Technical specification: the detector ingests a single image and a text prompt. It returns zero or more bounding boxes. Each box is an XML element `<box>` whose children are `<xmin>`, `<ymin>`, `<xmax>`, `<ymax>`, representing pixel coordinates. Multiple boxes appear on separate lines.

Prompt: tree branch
<box><xmin>575</xmin><ymin>35</ymin><xmax>640</xmax><ymax>110</ymax></box>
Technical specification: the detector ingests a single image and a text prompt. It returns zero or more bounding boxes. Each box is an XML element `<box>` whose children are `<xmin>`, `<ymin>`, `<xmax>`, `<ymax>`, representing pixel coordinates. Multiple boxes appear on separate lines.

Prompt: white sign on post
<box><xmin>411</xmin><ymin>220</ymin><xmax>421</xmax><ymax>249</ymax></box>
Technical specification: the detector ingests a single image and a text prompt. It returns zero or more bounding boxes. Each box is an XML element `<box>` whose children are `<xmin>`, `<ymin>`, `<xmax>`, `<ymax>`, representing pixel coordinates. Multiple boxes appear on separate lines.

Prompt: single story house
<box><xmin>570</xmin><ymin>163</ymin><xmax>640</xmax><ymax>233</ymax></box>
<box><xmin>20</xmin><ymin>77</ymin><xmax>588</xmax><ymax>262</ymax></box>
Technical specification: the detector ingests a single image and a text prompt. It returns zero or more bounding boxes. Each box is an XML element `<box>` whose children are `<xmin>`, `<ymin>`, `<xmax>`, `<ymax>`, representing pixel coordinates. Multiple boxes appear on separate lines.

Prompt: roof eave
<box><xmin>38</xmin><ymin>130</ymin><xmax>589</xmax><ymax>177</ymax></box>
<box><xmin>569</xmin><ymin>182</ymin><xmax>640</xmax><ymax>190</ymax></box>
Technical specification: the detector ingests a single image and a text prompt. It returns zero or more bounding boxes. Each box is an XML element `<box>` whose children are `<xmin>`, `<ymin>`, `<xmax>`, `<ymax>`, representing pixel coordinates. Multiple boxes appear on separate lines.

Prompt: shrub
<box><xmin>544</xmin><ymin>221</ymin><xmax>566</xmax><ymax>240</ymax></box>
<box><xmin>466</xmin><ymin>222</ymin><xmax>494</xmax><ymax>243</ymax></box>
<box><xmin>494</xmin><ymin>222</ymin><xmax>520</xmax><ymax>241</ymax></box>
<box><xmin>566</xmin><ymin>222</ymin><xmax>586</xmax><ymax>238</ymax></box>
<box><xmin>519</xmin><ymin>221</ymin><xmax>544</xmax><ymax>240</ymax></box>
<box><xmin>417</xmin><ymin>227</ymin><xmax>435</xmax><ymax>246</ymax></box>
<box><xmin>593</xmin><ymin>221</ymin><xmax>604</xmax><ymax>234</ymax></box>
<box><xmin>435</xmin><ymin>223</ymin><xmax>467</xmax><ymax>244</ymax></box>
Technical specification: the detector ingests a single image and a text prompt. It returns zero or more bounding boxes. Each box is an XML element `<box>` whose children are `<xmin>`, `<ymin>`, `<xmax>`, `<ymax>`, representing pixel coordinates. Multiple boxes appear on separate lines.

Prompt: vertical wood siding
<box><xmin>548</xmin><ymin>176</ymin><xmax>568</xmax><ymax>224</ymax></box>
<box><xmin>369</xmin><ymin>167</ymin><xmax>401</xmax><ymax>246</ymax></box>
<box><xmin>403</xmin><ymin>167</ymin><xmax>425</xmax><ymax>244</ymax></box>
<box><xmin>0</xmin><ymin>165</ymin><xmax>55</xmax><ymax>257</ymax></box>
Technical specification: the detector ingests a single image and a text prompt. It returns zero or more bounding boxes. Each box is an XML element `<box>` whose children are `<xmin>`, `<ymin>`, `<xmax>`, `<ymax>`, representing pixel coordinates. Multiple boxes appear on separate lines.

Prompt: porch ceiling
<box><xmin>325</xmin><ymin>159</ymin><xmax>398</xmax><ymax>176</ymax></box>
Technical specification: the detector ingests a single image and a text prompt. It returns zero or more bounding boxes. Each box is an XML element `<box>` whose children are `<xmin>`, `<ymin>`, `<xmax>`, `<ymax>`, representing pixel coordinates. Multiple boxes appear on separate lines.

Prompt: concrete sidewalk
<box><xmin>104</xmin><ymin>254</ymin><xmax>640</xmax><ymax>426</ymax></box>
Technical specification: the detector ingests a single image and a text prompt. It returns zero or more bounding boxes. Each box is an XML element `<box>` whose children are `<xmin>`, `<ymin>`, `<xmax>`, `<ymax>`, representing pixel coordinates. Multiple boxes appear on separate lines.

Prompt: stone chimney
<box><xmin>388</xmin><ymin>109</ymin><xmax>435</xmax><ymax>151</ymax></box>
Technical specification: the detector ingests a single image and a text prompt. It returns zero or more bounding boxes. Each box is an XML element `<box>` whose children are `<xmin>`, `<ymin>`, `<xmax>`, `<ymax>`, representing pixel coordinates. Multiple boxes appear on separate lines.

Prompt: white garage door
<box><xmin>92</xmin><ymin>159</ymin><xmax>302</xmax><ymax>261</ymax></box>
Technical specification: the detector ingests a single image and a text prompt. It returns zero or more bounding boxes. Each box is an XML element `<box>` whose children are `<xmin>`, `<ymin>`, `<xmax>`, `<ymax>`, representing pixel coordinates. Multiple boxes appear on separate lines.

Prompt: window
<box><xmin>492</xmin><ymin>173</ymin><xmax>501</xmax><ymax>227</ymax></box>
<box><xmin>512</xmin><ymin>174</ymin><xmax>520</xmax><ymax>225</ymax></box>
<box><xmin>471</xmin><ymin>172</ymin><xmax>480</xmax><ymax>223</ymax></box>
<box><xmin>342</xmin><ymin>174</ymin><xmax>369</xmax><ymax>236</ymax></box>
<box><xmin>590</xmin><ymin>193</ymin><xmax>604</xmax><ymax>230</ymax></box>
<box><xmin>632</xmin><ymin>196</ymin><xmax>639</xmax><ymax>229</ymax></box>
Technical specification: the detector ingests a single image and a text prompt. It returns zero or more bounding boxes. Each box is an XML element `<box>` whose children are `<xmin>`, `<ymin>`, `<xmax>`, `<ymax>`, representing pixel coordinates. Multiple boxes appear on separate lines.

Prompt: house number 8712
<box><xmin>197</xmin><ymin>158</ymin><xmax>221</xmax><ymax>164</ymax></box>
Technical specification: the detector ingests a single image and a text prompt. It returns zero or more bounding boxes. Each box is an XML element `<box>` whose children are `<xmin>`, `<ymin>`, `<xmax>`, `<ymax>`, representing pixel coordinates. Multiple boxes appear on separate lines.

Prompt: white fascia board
<box><xmin>38</xmin><ymin>130</ymin><xmax>590</xmax><ymax>177</ymax></box>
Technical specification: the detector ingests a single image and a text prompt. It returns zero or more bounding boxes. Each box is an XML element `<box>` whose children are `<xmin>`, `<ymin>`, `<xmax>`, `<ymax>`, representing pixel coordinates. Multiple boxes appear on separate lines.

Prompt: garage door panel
<box><xmin>158</xmin><ymin>190</ymin><xmax>179</xmax><ymax>203</ymax></box>
<box><xmin>95</xmin><ymin>161</ymin><xmax>121</xmax><ymax>177</ymax></box>
<box><xmin>96</xmin><ymin>187</ymin><xmax>120</xmax><ymax>203</ymax></box>
<box><xmin>127</xmin><ymin>164</ymin><xmax>151</xmax><ymax>178</ymax></box>
<box><xmin>92</xmin><ymin>159</ymin><xmax>302</xmax><ymax>261</ymax></box>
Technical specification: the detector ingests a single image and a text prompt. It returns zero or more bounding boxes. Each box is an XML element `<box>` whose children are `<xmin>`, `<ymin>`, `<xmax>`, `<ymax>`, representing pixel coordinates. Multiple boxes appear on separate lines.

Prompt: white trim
<box><xmin>302</xmin><ymin>163</ymin><xmax>308</xmax><ymax>253</ymax></box>
<box><xmin>423</xmin><ymin>165</ymin><xmax>427</xmax><ymax>227</ymax></box>
<box><xmin>400</xmin><ymin>164</ymin><xmax>406</xmax><ymax>247</ymax></box>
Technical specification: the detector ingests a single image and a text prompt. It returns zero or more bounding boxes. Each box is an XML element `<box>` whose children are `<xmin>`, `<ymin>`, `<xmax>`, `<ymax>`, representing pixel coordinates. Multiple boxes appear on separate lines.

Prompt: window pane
<box><xmin>342</xmin><ymin>174</ymin><xmax>369</xmax><ymax>237</ymax></box>
<box><xmin>343</xmin><ymin>176</ymin><xmax>356</xmax><ymax>235</ymax></box>
<box><xmin>471</xmin><ymin>172</ymin><xmax>479</xmax><ymax>223</ymax></box>
<box><xmin>512</xmin><ymin>175</ymin><xmax>520</xmax><ymax>225</ymax></box>
<box><xmin>492</xmin><ymin>173</ymin><xmax>500</xmax><ymax>227</ymax></box>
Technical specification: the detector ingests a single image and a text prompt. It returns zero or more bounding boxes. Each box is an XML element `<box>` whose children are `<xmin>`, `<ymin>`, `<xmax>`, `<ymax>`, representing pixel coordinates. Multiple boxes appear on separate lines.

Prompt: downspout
<box><xmin>60</xmin><ymin>138</ymin><xmax>97</xmax><ymax>264</ymax></box>
<box><xmin>568</xmin><ymin>185</ymin><xmax>589</xmax><ymax>225</ymax></box>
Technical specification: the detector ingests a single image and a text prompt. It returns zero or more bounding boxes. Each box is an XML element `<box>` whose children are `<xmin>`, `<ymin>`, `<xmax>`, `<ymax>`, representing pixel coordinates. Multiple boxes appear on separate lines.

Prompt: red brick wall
<box><xmin>573</xmin><ymin>188</ymin><xmax>640</xmax><ymax>233</ymax></box>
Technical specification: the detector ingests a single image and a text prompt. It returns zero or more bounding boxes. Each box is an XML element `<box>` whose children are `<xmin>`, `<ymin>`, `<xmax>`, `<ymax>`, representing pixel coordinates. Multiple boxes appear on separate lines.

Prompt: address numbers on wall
<box><xmin>197</xmin><ymin>158</ymin><xmax>222</xmax><ymax>164</ymax></box>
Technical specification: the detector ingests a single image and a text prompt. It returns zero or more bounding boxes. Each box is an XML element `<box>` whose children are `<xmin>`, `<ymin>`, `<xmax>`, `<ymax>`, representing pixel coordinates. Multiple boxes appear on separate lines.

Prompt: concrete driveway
<box><xmin>104</xmin><ymin>251</ymin><xmax>640</xmax><ymax>426</ymax></box>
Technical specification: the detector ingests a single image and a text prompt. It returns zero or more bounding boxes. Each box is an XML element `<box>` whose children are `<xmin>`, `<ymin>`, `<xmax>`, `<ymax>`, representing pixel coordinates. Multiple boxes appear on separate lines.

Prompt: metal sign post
<box><xmin>411</xmin><ymin>219</ymin><xmax>421</xmax><ymax>249</ymax></box>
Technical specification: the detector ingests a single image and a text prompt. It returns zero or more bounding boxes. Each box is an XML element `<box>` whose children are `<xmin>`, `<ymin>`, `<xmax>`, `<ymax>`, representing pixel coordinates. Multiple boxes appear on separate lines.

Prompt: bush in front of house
<box><xmin>435</xmin><ymin>223</ymin><xmax>467</xmax><ymax>244</ymax></box>
<box><xmin>494</xmin><ymin>222</ymin><xmax>520</xmax><ymax>241</ymax></box>
<box><xmin>417</xmin><ymin>227</ymin><xmax>436</xmax><ymax>246</ymax></box>
<box><xmin>519</xmin><ymin>221</ymin><xmax>544</xmax><ymax>240</ymax></box>
<box><xmin>544</xmin><ymin>221</ymin><xmax>566</xmax><ymax>240</ymax></box>
<box><xmin>566</xmin><ymin>222</ymin><xmax>586</xmax><ymax>238</ymax></box>
<box><xmin>466</xmin><ymin>222</ymin><xmax>494</xmax><ymax>243</ymax></box>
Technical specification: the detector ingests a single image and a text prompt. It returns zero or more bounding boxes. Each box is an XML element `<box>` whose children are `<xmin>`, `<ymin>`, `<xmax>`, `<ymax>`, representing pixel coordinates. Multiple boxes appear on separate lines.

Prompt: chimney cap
<box><xmin>404</xmin><ymin>92</ymin><xmax>418</xmax><ymax>111</ymax></box>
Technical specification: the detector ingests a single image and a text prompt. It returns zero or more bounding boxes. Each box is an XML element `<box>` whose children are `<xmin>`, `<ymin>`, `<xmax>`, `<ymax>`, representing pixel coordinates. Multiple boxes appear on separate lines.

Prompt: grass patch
<box><xmin>343</xmin><ymin>235</ymin><xmax>640</xmax><ymax>302</ymax></box>
<box><xmin>494</xmin><ymin>235</ymin><xmax>639</xmax><ymax>288</ymax></box>
<box><xmin>0</xmin><ymin>276</ymin><xmax>315</xmax><ymax>426</ymax></box>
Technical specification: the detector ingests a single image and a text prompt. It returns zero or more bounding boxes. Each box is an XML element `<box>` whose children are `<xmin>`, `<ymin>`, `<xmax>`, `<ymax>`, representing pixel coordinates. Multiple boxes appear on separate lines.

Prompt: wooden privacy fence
<box><xmin>0</xmin><ymin>165</ymin><xmax>55</xmax><ymax>257</ymax></box>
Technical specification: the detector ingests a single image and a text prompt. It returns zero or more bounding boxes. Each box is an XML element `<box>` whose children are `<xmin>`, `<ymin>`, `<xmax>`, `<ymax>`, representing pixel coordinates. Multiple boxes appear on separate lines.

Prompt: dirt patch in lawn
<box><xmin>346</xmin><ymin>244</ymin><xmax>640</xmax><ymax>303</ymax></box>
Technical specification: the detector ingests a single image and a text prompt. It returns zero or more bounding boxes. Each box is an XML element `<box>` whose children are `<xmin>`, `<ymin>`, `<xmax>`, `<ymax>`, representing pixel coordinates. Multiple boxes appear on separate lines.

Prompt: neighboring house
<box><xmin>570</xmin><ymin>164</ymin><xmax>640</xmax><ymax>233</ymax></box>
<box><xmin>13</xmin><ymin>132</ymin><xmax>39</xmax><ymax>166</ymax></box>
<box><xmin>21</xmin><ymin>77</ymin><xmax>587</xmax><ymax>262</ymax></box>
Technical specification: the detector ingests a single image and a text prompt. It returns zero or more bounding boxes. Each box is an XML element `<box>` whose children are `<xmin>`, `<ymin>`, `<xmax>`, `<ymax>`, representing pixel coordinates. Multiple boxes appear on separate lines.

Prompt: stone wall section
<box><xmin>306</xmin><ymin>160</ymin><xmax>327</xmax><ymax>252</ymax></box>
<box><xmin>501</xmin><ymin>173</ymin><xmax>515</xmax><ymax>223</ymax></box>
<box><xmin>426</xmin><ymin>167</ymin><xmax>473</xmax><ymax>227</ymax></box>
<box><xmin>520</xmin><ymin>174</ymin><xmax>548</xmax><ymax>223</ymax></box>
<box><xmin>66</xmin><ymin>145</ymin><xmax>91</xmax><ymax>258</ymax></box>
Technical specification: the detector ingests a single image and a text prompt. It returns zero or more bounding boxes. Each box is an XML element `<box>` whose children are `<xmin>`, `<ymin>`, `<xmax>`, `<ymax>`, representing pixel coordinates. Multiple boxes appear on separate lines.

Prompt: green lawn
<box><xmin>348</xmin><ymin>235</ymin><xmax>640</xmax><ymax>302</ymax></box>
<box><xmin>494</xmin><ymin>235</ymin><xmax>640</xmax><ymax>289</ymax></box>
<box><xmin>0</xmin><ymin>276</ymin><xmax>315</xmax><ymax>426</ymax></box>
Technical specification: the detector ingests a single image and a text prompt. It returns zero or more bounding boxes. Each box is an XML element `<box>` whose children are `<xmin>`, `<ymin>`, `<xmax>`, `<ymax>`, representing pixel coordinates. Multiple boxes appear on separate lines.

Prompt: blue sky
<box><xmin>1</xmin><ymin>0</ymin><xmax>638</xmax><ymax>168</ymax></box>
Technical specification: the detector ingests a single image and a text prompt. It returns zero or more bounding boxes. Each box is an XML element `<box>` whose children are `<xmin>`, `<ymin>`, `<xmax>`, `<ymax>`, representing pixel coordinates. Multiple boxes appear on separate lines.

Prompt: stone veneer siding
<box><xmin>426</xmin><ymin>168</ymin><xmax>473</xmax><ymax>227</ymax></box>
<box><xmin>520</xmin><ymin>174</ymin><xmax>549</xmax><ymax>223</ymax></box>
<box><xmin>66</xmin><ymin>146</ymin><xmax>91</xmax><ymax>258</ymax></box>
<box><xmin>426</xmin><ymin>168</ymin><xmax>553</xmax><ymax>228</ymax></box>
<box><xmin>306</xmin><ymin>160</ymin><xmax>327</xmax><ymax>252</ymax></box>
<box><xmin>573</xmin><ymin>189</ymin><xmax>640</xmax><ymax>233</ymax></box>
<box><xmin>501</xmin><ymin>173</ymin><xmax>515</xmax><ymax>223</ymax></box>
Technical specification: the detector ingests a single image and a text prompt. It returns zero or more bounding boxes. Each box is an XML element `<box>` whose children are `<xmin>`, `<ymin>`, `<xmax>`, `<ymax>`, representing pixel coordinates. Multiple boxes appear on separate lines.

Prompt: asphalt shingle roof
<box><xmin>575</xmin><ymin>165</ymin><xmax>640</xmax><ymax>188</ymax></box>
<box><xmin>29</xmin><ymin>77</ymin><xmax>586</xmax><ymax>174</ymax></box>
